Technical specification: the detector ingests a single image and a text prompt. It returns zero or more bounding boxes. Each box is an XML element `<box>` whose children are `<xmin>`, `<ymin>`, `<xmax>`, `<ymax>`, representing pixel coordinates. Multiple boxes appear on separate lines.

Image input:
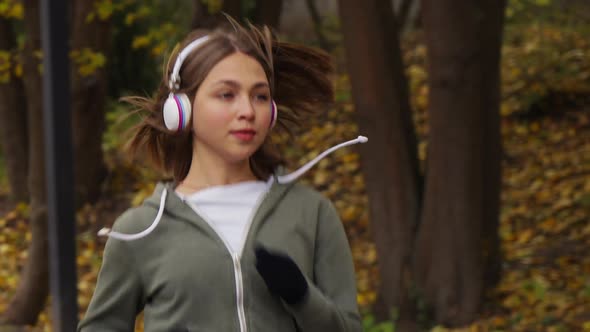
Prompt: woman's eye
<box><xmin>255</xmin><ymin>94</ymin><xmax>270</xmax><ymax>102</ymax></box>
<box><xmin>219</xmin><ymin>92</ymin><xmax>234</xmax><ymax>100</ymax></box>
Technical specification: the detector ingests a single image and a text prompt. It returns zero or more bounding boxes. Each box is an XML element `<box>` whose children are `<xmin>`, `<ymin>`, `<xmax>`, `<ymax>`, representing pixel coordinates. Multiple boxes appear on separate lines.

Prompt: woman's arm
<box><xmin>256</xmin><ymin>197</ymin><xmax>362</xmax><ymax>332</ymax></box>
<box><xmin>78</xmin><ymin>225</ymin><xmax>144</xmax><ymax>332</ymax></box>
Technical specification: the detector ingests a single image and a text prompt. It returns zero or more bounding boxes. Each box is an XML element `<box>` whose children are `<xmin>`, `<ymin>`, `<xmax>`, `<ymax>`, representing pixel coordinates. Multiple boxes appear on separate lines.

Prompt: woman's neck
<box><xmin>177</xmin><ymin>152</ymin><xmax>257</xmax><ymax>194</ymax></box>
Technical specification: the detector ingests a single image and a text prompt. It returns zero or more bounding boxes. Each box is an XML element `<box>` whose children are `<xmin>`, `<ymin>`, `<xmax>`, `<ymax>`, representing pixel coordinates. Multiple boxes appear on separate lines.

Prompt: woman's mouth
<box><xmin>231</xmin><ymin>129</ymin><xmax>256</xmax><ymax>142</ymax></box>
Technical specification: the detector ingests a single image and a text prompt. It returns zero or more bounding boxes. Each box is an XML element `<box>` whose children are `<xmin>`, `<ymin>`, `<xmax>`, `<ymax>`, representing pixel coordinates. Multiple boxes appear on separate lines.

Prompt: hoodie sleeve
<box><xmin>78</xmin><ymin>221</ymin><xmax>144</xmax><ymax>332</ymax></box>
<box><xmin>284</xmin><ymin>197</ymin><xmax>362</xmax><ymax>332</ymax></box>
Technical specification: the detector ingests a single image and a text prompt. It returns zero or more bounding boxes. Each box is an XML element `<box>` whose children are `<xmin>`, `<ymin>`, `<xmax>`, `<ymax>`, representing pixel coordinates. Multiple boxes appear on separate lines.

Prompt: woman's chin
<box><xmin>224</xmin><ymin>148</ymin><xmax>258</xmax><ymax>164</ymax></box>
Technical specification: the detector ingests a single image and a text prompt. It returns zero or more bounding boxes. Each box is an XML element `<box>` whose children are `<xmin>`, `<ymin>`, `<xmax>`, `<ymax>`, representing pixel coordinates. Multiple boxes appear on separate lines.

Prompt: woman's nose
<box><xmin>236</xmin><ymin>96</ymin><xmax>256</xmax><ymax>120</ymax></box>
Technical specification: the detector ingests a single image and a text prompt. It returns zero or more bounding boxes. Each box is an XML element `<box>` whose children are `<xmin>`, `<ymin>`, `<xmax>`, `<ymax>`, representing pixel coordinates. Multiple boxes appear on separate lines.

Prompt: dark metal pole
<box><xmin>40</xmin><ymin>0</ymin><xmax>79</xmax><ymax>331</ymax></box>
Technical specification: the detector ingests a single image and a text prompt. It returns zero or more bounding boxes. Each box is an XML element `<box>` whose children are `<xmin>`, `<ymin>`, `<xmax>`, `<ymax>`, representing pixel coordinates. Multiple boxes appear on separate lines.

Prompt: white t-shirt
<box><xmin>177</xmin><ymin>179</ymin><xmax>270</xmax><ymax>255</ymax></box>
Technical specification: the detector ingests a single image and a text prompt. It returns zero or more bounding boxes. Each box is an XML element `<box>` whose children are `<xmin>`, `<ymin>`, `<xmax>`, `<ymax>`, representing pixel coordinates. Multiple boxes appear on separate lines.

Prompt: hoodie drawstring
<box><xmin>98</xmin><ymin>136</ymin><xmax>368</xmax><ymax>241</ymax></box>
<box><xmin>276</xmin><ymin>136</ymin><xmax>367</xmax><ymax>184</ymax></box>
<box><xmin>98</xmin><ymin>188</ymin><xmax>168</xmax><ymax>241</ymax></box>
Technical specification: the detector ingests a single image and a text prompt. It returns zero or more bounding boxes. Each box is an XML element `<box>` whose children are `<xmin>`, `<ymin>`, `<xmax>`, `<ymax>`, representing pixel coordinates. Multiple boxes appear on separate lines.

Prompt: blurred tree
<box><xmin>0</xmin><ymin>0</ymin><xmax>113</xmax><ymax>326</ymax></box>
<box><xmin>414</xmin><ymin>0</ymin><xmax>506</xmax><ymax>326</ymax></box>
<box><xmin>109</xmin><ymin>0</ymin><xmax>194</xmax><ymax>98</ymax></box>
<box><xmin>192</xmin><ymin>0</ymin><xmax>241</xmax><ymax>29</ymax></box>
<box><xmin>393</xmin><ymin>0</ymin><xmax>421</xmax><ymax>34</ymax></box>
<box><xmin>192</xmin><ymin>0</ymin><xmax>283</xmax><ymax>30</ymax></box>
<box><xmin>339</xmin><ymin>0</ymin><xmax>506</xmax><ymax>328</ymax></box>
<box><xmin>0</xmin><ymin>0</ymin><xmax>48</xmax><ymax>326</ymax></box>
<box><xmin>338</xmin><ymin>0</ymin><xmax>422</xmax><ymax>329</ymax></box>
<box><xmin>305</xmin><ymin>0</ymin><xmax>330</xmax><ymax>50</ymax></box>
<box><xmin>0</xmin><ymin>16</ymin><xmax>28</xmax><ymax>202</ymax></box>
<box><xmin>251</xmin><ymin>0</ymin><xmax>283</xmax><ymax>31</ymax></box>
<box><xmin>70</xmin><ymin>0</ymin><xmax>112</xmax><ymax>205</ymax></box>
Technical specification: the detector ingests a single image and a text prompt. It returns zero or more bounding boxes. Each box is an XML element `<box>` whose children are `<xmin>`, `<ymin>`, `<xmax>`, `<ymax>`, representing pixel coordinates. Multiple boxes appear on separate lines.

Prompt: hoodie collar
<box><xmin>146</xmin><ymin>178</ymin><xmax>291</xmax><ymax>226</ymax></box>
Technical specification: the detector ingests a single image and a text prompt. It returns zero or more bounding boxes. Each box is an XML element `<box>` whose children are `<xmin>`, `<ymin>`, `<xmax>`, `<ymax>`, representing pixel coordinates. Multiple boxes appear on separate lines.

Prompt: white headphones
<box><xmin>162</xmin><ymin>35</ymin><xmax>278</xmax><ymax>132</ymax></box>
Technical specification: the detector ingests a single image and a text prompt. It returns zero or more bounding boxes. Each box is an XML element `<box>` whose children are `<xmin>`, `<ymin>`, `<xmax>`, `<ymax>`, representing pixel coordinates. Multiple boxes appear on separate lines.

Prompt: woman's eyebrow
<box><xmin>213</xmin><ymin>80</ymin><xmax>269</xmax><ymax>89</ymax></box>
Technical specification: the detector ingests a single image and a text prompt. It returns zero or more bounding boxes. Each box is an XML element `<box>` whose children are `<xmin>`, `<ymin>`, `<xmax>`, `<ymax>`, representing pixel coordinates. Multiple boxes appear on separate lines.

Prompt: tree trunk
<box><xmin>0</xmin><ymin>18</ymin><xmax>29</xmax><ymax>202</ymax></box>
<box><xmin>393</xmin><ymin>0</ymin><xmax>412</xmax><ymax>30</ymax></box>
<box><xmin>192</xmin><ymin>0</ymin><xmax>218</xmax><ymax>29</ymax></box>
<box><xmin>413</xmin><ymin>0</ymin><xmax>505</xmax><ymax>326</ymax></box>
<box><xmin>403</xmin><ymin>0</ymin><xmax>421</xmax><ymax>32</ymax></box>
<box><xmin>222</xmin><ymin>0</ymin><xmax>242</xmax><ymax>19</ymax></box>
<box><xmin>338</xmin><ymin>0</ymin><xmax>421</xmax><ymax>328</ymax></box>
<box><xmin>305</xmin><ymin>0</ymin><xmax>330</xmax><ymax>50</ymax></box>
<box><xmin>480</xmin><ymin>1</ymin><xmax>504</xmax><ymax>291</ymax></box>
<box><xmin>70</xmin><ymin>0</ymin><xmax>110</xmax><ymax>205</ymax></box>
<box><xmin>393</xmin><ymin>0</ymin><xmax>421</xmax><ymax>33</ymax></box>
<box><xmin>192</xmin><ymin>0</ymin><xmax>242</xmax><ymax>30</ymax></box>
<box><xmin>253</xmin><ymin>0</ymin><xmax>283</xmax><ymax>30</ymax></box>
<box><xmin>0</xmin><ymin>0</ymin><xmax>49</xmax><ymax>326</ymax></box>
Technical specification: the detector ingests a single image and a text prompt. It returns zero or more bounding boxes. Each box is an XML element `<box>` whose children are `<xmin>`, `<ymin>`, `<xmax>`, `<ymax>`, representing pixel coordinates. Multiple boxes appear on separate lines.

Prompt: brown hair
<box><xmin>122</xmin><ymin>17</ymin><xmax>334</xmax><ymax>182</ymax></box>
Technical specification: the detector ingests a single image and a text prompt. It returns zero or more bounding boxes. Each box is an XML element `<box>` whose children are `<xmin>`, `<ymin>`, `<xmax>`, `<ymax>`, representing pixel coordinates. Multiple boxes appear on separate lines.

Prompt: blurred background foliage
<box><xmin>1</xmin><ymin>0</ymin><xmax>589</xmax><ymax>331</ymax></box>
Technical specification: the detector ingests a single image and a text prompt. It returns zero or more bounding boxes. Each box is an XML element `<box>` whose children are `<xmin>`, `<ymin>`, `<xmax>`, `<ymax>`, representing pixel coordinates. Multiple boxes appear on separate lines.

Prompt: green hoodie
<box><xmin>78</xmin><ymin>177</ymin><xmax>362</xmax><ymax>332</ymax></box>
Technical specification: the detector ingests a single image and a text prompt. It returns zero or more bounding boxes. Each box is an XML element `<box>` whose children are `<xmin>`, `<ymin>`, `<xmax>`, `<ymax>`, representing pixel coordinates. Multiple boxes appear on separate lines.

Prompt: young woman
<box><xmin>78</xmin><ymin>17</ymin><xmax>365</xmax><ymax>332</ymax></box>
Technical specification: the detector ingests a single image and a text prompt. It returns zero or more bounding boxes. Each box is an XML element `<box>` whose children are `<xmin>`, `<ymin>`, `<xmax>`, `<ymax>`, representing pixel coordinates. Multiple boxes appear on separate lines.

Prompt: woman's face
<box><xmin>191</xmin><ymin>51</ymin><xmax>272</xmax><ymax>165</ymax></box>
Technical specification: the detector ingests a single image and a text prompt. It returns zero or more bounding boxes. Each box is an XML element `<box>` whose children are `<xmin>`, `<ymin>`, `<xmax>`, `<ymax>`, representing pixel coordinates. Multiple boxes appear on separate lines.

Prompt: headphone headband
<box><xmin>169</xmin><ymin>35</ymin><xmax>210</xmax><ymax>90</ymax></box>
<box><xmin>163</xmin><ymin>34</ymin><xmax>278</xmax><ymax>132</ymax></box>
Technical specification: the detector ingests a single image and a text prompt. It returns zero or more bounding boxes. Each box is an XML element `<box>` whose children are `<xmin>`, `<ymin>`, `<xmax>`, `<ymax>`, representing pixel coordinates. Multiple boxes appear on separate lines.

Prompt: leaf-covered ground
<box><xmin>1</xmin><ymin>22</ymin><xmax>590</xmax><ymax>332</ymax></box>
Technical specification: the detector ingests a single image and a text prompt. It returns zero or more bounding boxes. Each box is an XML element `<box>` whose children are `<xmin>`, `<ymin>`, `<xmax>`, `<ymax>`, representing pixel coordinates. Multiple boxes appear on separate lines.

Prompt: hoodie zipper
<box><xmin>233</xmin><ymin>252</ymin><xmax>247</xmax><ymax>332</ymax></box>
<box><xmin>184</xmin><ymin>182</ymin><xmax>271</xmax><ymax>332</ymax></box>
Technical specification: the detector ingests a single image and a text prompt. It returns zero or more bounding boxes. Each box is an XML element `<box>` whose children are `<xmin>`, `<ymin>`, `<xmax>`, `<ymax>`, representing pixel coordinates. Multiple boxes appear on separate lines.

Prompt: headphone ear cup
<box><xmin>163</xmin><ymin>93</ymin><xmax>192</xmax><ymax>132</ymax></box>
<box><xmin>270</xmin><ymin>100</ymin><xmax>278</xmax><ymax>129</ymax></box>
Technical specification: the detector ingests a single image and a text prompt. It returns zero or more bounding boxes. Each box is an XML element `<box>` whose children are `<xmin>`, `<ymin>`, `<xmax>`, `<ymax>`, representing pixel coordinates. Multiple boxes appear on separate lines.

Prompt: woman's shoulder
<box><xmin>281</xmin><ymin>183</ymin><xmax>343</xmax><ymax>227</ymax></box>
<box><xmin>108</xmin><ymin>181</ymin><xmax>169</xmax><ymax>234</ymax></box>
<box><xmin>283</xmin><ymin>182</ymin><xmax>333</xmax><ymax>207</ymax></box>
<box><xmin>110</xmin><ymin>204</ymin><xmax>159</xmax><ymax>234</ymax></box>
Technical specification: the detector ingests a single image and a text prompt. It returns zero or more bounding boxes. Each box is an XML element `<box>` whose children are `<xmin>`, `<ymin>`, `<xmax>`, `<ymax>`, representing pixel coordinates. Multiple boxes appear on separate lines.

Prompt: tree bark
<box><xmin>338</xmin><ymin>0</ymin><xmax>421</xmax><ymax>328</ymax></box>
<box><xmin>192</xmin><ymin>0</ymin><xmax>242</xmax><ymax>30</ymax></box>
<box><xmin>192</xmin><ymin>0</ymin><xmax>218</xmax><ymax>29</ymax></box>
<box><xmin>393</xmin><ymin>0</ymin><xmax>412</xmax><ymax>30</ymax></box>
<box><xmin>0</xmin><ymin>0</ymin><xmax>49</xmax><ymax>325</ymax></box>
<box><xmin>403</xmin><ymin>0</ymin><xmax>421</xmax><ymax>32</ymax></box>
<box><xmin>222</xmin><ymin>0</ymin><xmax>242</xmax><ymax>19</ymax></box>
<box><xmin>394</xmin><ymin>0</ymin><xmax>421</xmax><ymax>34</ymax></box>
<box><xmin>70</xmin><ymin>0</ymin><xmax>110</xmax><ymax>205</ymax></box>
<box><xmin>305</xmin><ymin>0</ymin><xmax>330</xmax><ymax>50</ymax></box>
<box><xmin>253</xmin><ymin>0</ymin><xmax>283</xmax><ymax>30</ymax></box>
<box><xmin>0</xmin><ymin>18</ymin><xmax>29</xmax><ymax>202</ymax></box>
<box><xmin>413</xmin><ymin>0</ymin><xmax>505</xmax><ymax>326</ymax></box>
